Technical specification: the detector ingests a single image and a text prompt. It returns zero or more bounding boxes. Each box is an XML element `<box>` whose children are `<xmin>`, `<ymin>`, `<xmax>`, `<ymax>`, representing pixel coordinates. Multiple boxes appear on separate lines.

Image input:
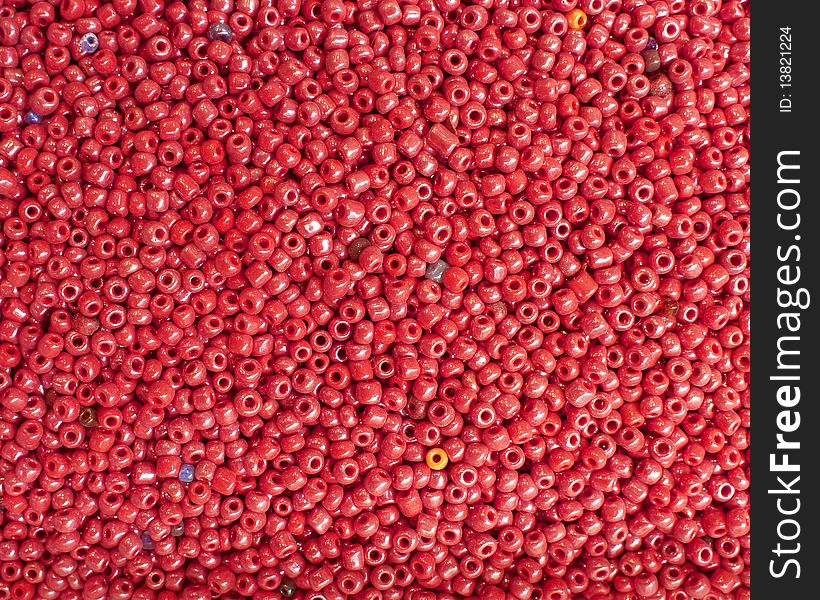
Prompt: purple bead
<box><xmin>79</xmin><ymin>32</ymin><xmax>99</xmax><ymax>54</ymax></box>
<box><xmin>179</xmin><ymin>463</ymin><xmax>195</xmax><ymax>483</ymax></box>
<box><xmin>207</xmin><ymin>22</ymin><xmax>233</xmax><ymax>42</ymax></box>
<box><xmin>141</xmin><ymin>532</ymin><xmax>154</xmax><ymax>550</ymax></box>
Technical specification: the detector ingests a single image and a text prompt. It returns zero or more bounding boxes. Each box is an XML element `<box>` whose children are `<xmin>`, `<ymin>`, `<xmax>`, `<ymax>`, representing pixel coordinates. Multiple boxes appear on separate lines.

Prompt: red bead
<box><xmin>0</xmin><ymin>0</ymin><xmax>751</xmax><ymax>596</ymax></box>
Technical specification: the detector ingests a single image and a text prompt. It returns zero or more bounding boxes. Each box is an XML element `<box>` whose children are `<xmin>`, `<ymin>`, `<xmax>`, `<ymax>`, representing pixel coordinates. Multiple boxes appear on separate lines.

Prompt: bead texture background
<box><xmin>0</xmin><ymin>0</ymin><xmax>749</xmax><ymax>598</ymax></box>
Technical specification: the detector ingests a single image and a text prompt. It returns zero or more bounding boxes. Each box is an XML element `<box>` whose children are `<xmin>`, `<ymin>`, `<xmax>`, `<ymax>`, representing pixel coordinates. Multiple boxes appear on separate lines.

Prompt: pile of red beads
<box><xmin>0</xmin><ymin>0</ymin><xmax>749</xmax><ymax>598</ymax></box>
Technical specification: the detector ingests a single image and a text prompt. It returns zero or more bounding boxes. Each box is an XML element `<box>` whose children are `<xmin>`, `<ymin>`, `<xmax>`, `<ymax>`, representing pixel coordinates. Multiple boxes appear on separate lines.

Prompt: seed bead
<box><xmin>426</xmin><ymin>448</ymin><xmax>449</xmax><ymax>470</ymax></box>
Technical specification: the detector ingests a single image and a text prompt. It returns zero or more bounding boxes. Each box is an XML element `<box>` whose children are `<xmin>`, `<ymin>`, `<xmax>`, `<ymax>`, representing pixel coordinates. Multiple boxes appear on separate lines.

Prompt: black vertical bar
<box><xmin>751</xmin><ymin>4</ymin><xmax>820</xmax><ymax>597</ymax></box>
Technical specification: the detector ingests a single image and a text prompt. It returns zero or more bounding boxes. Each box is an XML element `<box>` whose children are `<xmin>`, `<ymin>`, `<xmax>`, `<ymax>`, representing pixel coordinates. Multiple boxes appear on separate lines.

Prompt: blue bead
<box><xmin>141</xmin><ymin>532</ymin><xmax>154</xmax><ymax>550</ymax></box>
<box><xmin>207</xmin><ymin>22</ymin><xmax>233</xmax><ymax>42</ymax></box>
<box><xmin>172</xmin><ymin>523</ymin><xmax>185</xmax><ymax>537</ymax></box>
<box><xmin>79</xmin><ymin>33</ymin><xmax>99</xmax><ymax>54</ymax></box>
<box><xmin>24</xmin><ymin>111</ymin><xmax>42</xmax><ymax>125</ymax></box>
<box><xmin>179</xmin><ymin>463</ymin><xmax>195</xmax><ymax>483</ymax></box>
<box><xmin>645</xmin><ymin>38</ymin><xmax>658</xmax><ymax>50</ymax></box>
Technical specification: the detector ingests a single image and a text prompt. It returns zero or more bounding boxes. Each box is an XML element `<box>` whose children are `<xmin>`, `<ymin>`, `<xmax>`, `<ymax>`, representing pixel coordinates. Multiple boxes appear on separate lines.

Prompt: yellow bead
<box><xmin>566</xmin><ymin>9</ymin><xmax>588</xmax><ymax>30</ymax></box>
<box><xmin>79</xmin><ymin>406</ymin><xmax>97</xmax><ymax>428</ymax></box>
<box><xmin>426</xmin><ymin>448</ymin><xmax>449</xmax><ymax>470</ymax></box>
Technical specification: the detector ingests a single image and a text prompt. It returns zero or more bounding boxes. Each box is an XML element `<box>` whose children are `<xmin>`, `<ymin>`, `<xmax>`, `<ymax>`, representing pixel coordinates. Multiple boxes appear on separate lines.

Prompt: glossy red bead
<box><xmin>0</xmin><ymin>0</ymin><xmax>750</xmax><ymax>597</ymax></box>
